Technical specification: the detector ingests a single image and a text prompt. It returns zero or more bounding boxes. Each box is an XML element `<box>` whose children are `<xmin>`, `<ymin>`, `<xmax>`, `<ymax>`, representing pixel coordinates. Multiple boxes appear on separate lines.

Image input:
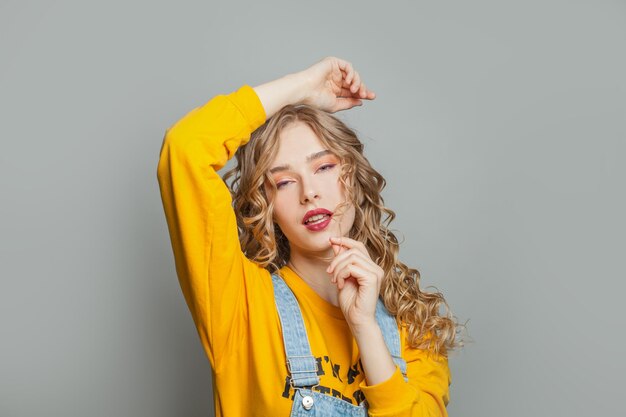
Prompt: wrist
<box><xmin>350</xmin><ymin>320</ymin><xmax>380</xmax><ymax>340</ymax></box>
<box><xmin>253</xmin><ymin>71</ymin><xmax>311</xmax><ymax>120</ymax></box>
<box><xmin>289</xmin><ymin>70</ymin><xmax>316</xmax><ymax>106</ymax></box>
<box><xmin>287</xmin><ymin>70</ymin><xmax>313</xmax><ymax>104</ymax></box>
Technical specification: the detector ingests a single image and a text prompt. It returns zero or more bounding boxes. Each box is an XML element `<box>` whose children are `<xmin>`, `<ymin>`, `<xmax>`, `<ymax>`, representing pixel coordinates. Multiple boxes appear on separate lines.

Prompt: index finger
<box><xmin>329</xmin><ymin>236</ymin><xmax>368</xmax><ymax>255</ymax></box>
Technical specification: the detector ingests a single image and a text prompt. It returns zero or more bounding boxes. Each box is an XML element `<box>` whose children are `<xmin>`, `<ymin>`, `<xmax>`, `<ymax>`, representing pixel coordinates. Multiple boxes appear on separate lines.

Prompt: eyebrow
<box><xmin>269</xmin><ymin>150</ymin><xmax>334</xmax><ymax>174</ymax></box>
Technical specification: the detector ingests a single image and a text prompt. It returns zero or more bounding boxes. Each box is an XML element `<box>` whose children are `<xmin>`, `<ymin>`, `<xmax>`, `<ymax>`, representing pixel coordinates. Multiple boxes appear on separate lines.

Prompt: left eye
<box><xmin>317</xmin><ymin>164</ymin><xmax>336</xmax><ymax>172</ymax></box>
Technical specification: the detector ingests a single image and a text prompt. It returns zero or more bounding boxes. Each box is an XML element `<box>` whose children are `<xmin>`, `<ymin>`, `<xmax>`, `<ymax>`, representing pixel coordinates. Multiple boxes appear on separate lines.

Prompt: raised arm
<box><xmin>156</xmin><ymin>85</ymin><xmax>266</xmax><ymax>371</ymax></box>
<box><xmin>156</xmin><ymin>57</ymin><xmax>374</xmax><ymax>371</ymax></box>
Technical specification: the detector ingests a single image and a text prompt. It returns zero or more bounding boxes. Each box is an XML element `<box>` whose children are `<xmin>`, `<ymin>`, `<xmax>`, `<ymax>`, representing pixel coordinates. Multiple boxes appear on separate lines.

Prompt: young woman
<box><xmin>157</xmin><ymin>57</ymin><xmax>463</xmax><ymax>417</ymax></box>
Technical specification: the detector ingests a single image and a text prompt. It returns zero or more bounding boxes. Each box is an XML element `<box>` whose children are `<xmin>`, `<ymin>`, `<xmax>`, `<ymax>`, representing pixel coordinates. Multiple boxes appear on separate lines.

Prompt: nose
<box><xmin>301</xmin><ymin>189</ymin><xmax>319</xmax><ymax>204</ymax></box>
<box><xmin>300</xmin><ymin>175</ymin><xmax>320</xmax><ymax>204</ymax></box>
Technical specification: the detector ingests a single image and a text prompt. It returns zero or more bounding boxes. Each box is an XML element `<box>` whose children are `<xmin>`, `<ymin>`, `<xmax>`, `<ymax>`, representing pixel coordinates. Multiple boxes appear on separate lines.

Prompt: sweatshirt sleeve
<box><xmin>156</xmin><ymin>85</ymin><xmax>267</xmax><ymax>372</ymax></box>
<box><xmin>359</xmin><ymin>335</ymin><xmax>452</xmax><ymax>416</ymax></box>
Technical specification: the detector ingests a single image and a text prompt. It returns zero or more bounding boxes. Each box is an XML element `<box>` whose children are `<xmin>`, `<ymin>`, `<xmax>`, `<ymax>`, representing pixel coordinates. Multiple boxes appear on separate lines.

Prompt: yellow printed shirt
<box><xmin>156</xmin><ymin>85</ymin><xmax>452</xmax><ymax>417</ymax></box>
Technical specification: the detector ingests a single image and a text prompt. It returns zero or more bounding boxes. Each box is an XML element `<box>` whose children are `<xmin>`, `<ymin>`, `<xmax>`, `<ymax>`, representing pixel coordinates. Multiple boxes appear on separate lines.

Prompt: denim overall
<box><xmin>271</xmin><ymin>273</ymin><xmax>408</xmax><ymax>416</ymax></box>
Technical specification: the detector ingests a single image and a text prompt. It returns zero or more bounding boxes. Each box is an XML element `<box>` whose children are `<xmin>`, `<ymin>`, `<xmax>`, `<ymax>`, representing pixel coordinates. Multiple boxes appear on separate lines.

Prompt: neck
<box><xmin>287</xmin><ymin>246</ymin><xmax>339</xmax><ymax>307</ymax></box>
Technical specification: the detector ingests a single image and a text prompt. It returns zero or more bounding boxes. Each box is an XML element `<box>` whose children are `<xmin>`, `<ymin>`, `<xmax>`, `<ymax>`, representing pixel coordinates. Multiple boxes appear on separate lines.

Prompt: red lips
<box><xmin>302</xmin><ymin>208</ymin><xmax>333</xmax><ymax>224</ymax></box>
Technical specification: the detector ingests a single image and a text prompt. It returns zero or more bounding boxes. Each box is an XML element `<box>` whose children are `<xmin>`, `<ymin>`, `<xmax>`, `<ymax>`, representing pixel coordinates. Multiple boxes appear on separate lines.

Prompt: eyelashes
<box><xmin>317</xmin><ymin>163</ymin><xmax>336</xmax><ymax>173</ymax></box>
<box><xmin>276</xmin><ymin>164</ymin><xmax>337</xmax><ymax>189</ymax></box>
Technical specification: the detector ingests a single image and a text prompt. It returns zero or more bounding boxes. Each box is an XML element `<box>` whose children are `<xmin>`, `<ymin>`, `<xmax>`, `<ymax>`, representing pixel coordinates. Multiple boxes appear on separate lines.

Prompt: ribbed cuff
<box><xmin>359</xmin><ymin>366</ymin><xmax>420</xmax><ymax>414</ymax></box>
<box><xmin>226</xmin><ymin>85</ymin><xmax>267</xmax><ymax>139</ymax></box>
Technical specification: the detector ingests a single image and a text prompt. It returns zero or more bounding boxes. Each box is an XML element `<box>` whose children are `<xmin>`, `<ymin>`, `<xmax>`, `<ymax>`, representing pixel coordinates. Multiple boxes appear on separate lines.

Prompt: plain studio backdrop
<box><xmin>1</xmin><ymin>0</ymin><xmax>624</xmax><ymax>416</ymax></box>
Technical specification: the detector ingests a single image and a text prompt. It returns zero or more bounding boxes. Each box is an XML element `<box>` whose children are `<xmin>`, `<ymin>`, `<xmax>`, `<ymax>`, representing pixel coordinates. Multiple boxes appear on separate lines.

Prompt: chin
<box><xmin>290</xmin><ymin>233</ymin><xmax>332</xmax><ymax>253</ymax></box>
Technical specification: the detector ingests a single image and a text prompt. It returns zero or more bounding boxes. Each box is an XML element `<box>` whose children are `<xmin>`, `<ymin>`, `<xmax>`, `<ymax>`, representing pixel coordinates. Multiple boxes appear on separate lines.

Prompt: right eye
<box><xmin>276</xmin><ymin>181</ymin><xmax>291</xmax><ymax>189</ymax></box>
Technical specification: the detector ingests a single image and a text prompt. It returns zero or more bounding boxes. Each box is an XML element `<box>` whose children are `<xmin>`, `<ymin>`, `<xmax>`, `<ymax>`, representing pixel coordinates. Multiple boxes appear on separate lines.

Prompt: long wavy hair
<box><xmin>222</xmin><ymin>104</ymin><xmax>466</xmax><ymax>357</ymax></box>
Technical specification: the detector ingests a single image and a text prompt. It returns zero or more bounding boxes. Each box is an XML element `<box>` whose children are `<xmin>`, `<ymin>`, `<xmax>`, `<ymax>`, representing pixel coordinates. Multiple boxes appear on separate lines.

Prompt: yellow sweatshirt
<box><xmin>156</xmin><ymin>85</ymin><xmax>452</xmax><ymax>417</ymax></box>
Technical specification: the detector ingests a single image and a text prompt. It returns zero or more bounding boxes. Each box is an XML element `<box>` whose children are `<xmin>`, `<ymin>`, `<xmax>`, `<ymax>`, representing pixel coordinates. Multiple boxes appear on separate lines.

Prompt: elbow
<box><xmin>156</xmin><ymin>128</ymin><xmax>175</xmax><ymax>182</ymax></box>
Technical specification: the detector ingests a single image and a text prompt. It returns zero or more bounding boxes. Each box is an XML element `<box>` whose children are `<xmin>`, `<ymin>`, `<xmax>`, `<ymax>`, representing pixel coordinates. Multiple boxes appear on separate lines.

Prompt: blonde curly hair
<box><xmin>222</xmin><ymin>104</ymin><xmax>466</xmax><ymax>357</ymax></box>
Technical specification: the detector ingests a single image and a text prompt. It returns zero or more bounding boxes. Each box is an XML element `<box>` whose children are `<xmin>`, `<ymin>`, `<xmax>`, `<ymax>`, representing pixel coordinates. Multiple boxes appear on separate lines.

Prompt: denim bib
<box><xmin>271</xmin><ymin>273</ymin><xmax>408</xmax><ymax>416</ymax></box>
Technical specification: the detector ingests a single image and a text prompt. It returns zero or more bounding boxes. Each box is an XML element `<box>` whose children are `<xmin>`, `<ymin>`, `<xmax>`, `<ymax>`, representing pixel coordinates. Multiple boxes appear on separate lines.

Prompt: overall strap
<box><xmin>271</xmin><ymin>273</ymin><xmax>320</xmax><ymax>388</ymax></box>
<box><xmin>375</xmin><ymin>298</ymin><xmax>409</xmax><ymax>382</ymax></box>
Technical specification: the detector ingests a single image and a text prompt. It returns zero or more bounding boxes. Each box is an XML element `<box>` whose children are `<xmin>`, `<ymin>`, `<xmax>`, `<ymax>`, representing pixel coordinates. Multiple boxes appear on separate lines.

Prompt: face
<box><xmin>265</xmin><ymin>121</ymin><xmax>356</xmax><ymax>258</ymax></box>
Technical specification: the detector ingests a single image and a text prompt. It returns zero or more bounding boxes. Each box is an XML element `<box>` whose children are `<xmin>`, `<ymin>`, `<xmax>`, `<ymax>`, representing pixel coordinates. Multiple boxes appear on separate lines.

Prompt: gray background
<box><xmin>1</xmin><ymin>0</ymin><xmax>624</xmax><ymax>416</ymax></box>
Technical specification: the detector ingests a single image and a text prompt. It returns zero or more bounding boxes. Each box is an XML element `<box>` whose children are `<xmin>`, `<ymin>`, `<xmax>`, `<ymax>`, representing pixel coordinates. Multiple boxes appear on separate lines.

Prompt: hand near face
<box><xmin>326</xmin><ymin>236</ymin><xmax>384</xmax><ymax>330</ymax></box>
